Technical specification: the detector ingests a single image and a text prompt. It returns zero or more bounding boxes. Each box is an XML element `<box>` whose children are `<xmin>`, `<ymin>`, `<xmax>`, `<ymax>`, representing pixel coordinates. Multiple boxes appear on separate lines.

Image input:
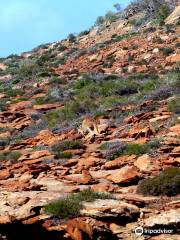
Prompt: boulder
<box><xmin>107</xmin><ymin>166</ymin><xmax>139</xmax><ymax>184</ymax></box>
<box><xmin>144</xmin><ymin>209</ymin><xmax>180</xmax><ymax>228</ymax></box>
<box><xmin>66</xmin><ymin>217</ymin><xmax>110</xmax><ymax>240</ymax></box>
<box><xmin>104</xmin><ymin>155</ymin><xmax>136</xmax><ymax>170</ymax></box>
<box><xmin>134</xmin><ymin>154</ymin><xmax>153</xmax><ymax>172</ymax></box>
<box><xmin>81</xmin><ymin>199</ymin><xmax>140</xmax><ymax>220</ymax></box>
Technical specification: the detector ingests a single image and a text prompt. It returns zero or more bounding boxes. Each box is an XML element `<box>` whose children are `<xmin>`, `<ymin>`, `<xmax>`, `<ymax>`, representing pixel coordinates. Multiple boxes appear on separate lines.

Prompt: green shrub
<box><xmin>49</xmin><ymin>76</ymin><xmax>65</xmax><ymax>85</ymax></box>
<box><xmin>12</xmin><ymin>79</ymin><xmax>20</xmax><ymax>84</ymax></box>
<box><xmin>105</xmin><ymin>11</ymin><xmax>118</xmax><ymax>23</ymax></box>
<box><xmin>60</xmin><ymin>99</ymin><xmax>96</xmax><ymax>121</ymax></box>
<box><xmin>52</xmin><ymin>140</ymin><xmax>84</xmax><ymax>159</ymax></box>
<box><xmin>78</xmin><ymin>30</ymin><xmax>90</xmax><ymax>37</ymax></box>
<box><xmin>143</xmin><ymin>27</ymin><xmax>156</xmax><ymax>34</ymax></box>
<box><xmin>12</xmin><ymin>97</ymin><xmax>29</xmax><ymax>103</ymax></box>
<box><xmin>0</xmin><ymin>151</ymin><xmax>22</xmax><ymax>162</ymax></box>
<box><xmin>35</xmin><ymin>95</ymin><xmax>58</xmax><ymax>105</ymax></box>
<box><xmin>68</xmin><ymin>33</ymin><xmax>76</xmax><ymax>42</ymax></box>
<box><xmin>137</xmin><ymin>167</ymin><xmax>180</xmax><ymax>196</ymax></box>
<box><xmin>155</xmin><ymin>4</ymin><xmax>170</xmax><ymax>26</ymax></box>
<box><xmin>58</xmin><ymin>45</ymin><xmax>67</xmax><ymax>52</ymax></box>
<box><xmin>176</xmin><ymin>19</ymin><xmax>180</xmax><ymax>26</ymax></box>
<box><xmin>55</xmin><ymin>152</ymin><xmax>73</xmax><ymax>159</ymax></box>
<box><xmin>147</xmin><ymin>87</ymin><xmax>172</xmax><ymax>101</ymax></box>
<box><xmin>164</xmin><ymin>24</ymin><xmax>174</xmax><ymax>34</ymax></box>
<box><xmin>43</xmin><ymin>110</ymin><xmax>60</xmax><ymax>128</ymax></box>
<box><xmin>52</xmin><ymin>140</ymin><xmax>84</xmax><ymax>152</ymax></box>
<box><xmin>8</xmin><ymin>151</ymin><xmax>22</xmax><ymax>161</ymax></box>
<box><xmin>128</xmin><ymin>19</ymin><xmax>137</xmax><ymax>25</ymax></box>
<box><xmin>44</xmin><ymin>103</ymin><xmax>82</xmax><ymax>128</ymax></box>
<box><xmin>6</xmin><ymin>88</ymin><xmax>24</xmax><ymax>97</ymax></box>
<box><xmin>101</xmin><ymin>96</ymin><xmax>124</xmax><ymax>108</ymax></box>
<box><xmin>0</xmin><ymin>128</ymin><xmax>8</xmax><ymax>133</ymax></box>
<box><xmin>168</xmin><ymin>97</ymin><xmax>180</xmax><ymax>114</ymax></box>
<box><xmin>44</xmin><ymin>98</ymin><xmax>96</xmax><ymax>128</ymax></box>
<box><xmin>37</xmin><ymin>54</ymin><xmax>51</xmax><ymax>65</ymax></box>
<box><xmin>101</xmin><ymin>142</ymin><xmax>127</xmax><ymax>160</ymax></box>
<box><xmin>125</xmin><ymin>144</ymin><xmax>149</xmax><ymax>156</ymax></box>
<box><xmin>18</xmin><ymin>60</ymin><xmax>40</xmax><ymax>79</ymax></box>
<box><xmin>139</xmin><ymin>77</ymin><xmax>161</xmax><ymax>94</ymax></box>
<box><xmin>100</xmin><ymin>142</ymin><xmax>156</xmax><ymax>160</ymax></box>
<box><xmin>164</xmin><ymin>71</ymin><xmax>180</xmax><ymax>89</ymax></box>
<box><xmin>147</xmin><ymin>139</ymin><xmax>161</xmax><ymax>150</ymax></box>
<box><xmin>95</xmin><ymin>16</ymin><xmax>105</xmax><ymax>26</ymax></box>
<box><xmin>44</xmin><ymin>189</ymin><xmax>113</xmax><ymax>218</ymax></box>
<box><xmin>44</xmin><ymin>195</ymin><xmax>81</xmax><ymax>219</ymax></box>
<box><xmin>35</xmin><ymin>97</ymin><xmax>47</xmax><ymax>105</ymax></box>
<box><xmin>76</xmin><ymin>189</ymin><xmax>113</xmax><ymax>202</ymax></box>
<box><xmin>114</xmin><ymin>32</ymin><xmax>138</xmax><ymax>42</ymax></box>
<box><xmin>160</xmin><ymin>47</ymin><xmax>174</xmax><ymax>56</ymax></box>
<box><xmin>51</xmin><ymin>58</ymin><xmax>66</xmax><ymax>67</ymax></box>
<box><xmin>122</xmin><ymin>67</ymin><xmax>128</xmax><ymax>73</ymax></box>
<box><xmin>137</xmin><ymin>60</ymin><xmax>147</xmax><ymax>65</ymax></box>
<box><xmin>0</xmin><ymin>138</ymin><xmax>10</xmax><ymax>148</ymax></box>
<box><xmin>0</xmin><ymin>99</ymin><xmax>9</xmax><ymax>111</ymax></box>
<box><xmin>103</xmin><ymin>55</ymin><xmax>116</xmax><ymax>68</ymax></box>
<box><xmin>73</xmin><ymin>76</ymin><xmax>92</xmax><ymax>89</ymax></box>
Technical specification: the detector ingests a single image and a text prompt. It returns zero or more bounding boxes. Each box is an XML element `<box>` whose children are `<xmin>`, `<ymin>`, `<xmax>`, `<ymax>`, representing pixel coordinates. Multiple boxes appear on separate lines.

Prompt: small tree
<box><xmin>155</xmin><ymin>3</ymin><xmax>170</xmax><ymax>25</ymax></box>
<box><xmin>68</xmin><ymin>33</ymin><xmax>76</xmax><ymax>42</ymax></box>
<box><xmin>105</xmin><ymin>11</ymin><xmax>115</xmax><ymax>22</ymax></box>
<box><xmin>114</xmin><ymin>3</ymin><xmax>121</xmax><ymax>12</ymax></box>
<box><xmin>95</xmin><ymin>16</ymin><xmax>105</xmax><ymax>26</ymax></box>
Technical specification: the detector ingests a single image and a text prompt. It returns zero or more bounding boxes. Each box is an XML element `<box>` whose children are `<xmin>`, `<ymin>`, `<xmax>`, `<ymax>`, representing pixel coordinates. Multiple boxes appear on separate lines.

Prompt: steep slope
<box><xmin>0</xmin><ymin>1</ymin><xmax>180</xmax><ymax>240</ymax></box>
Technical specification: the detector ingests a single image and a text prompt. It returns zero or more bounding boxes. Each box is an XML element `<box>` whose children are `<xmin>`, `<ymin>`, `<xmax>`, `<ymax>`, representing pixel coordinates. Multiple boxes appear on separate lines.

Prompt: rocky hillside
<box><xmin>0</xmin><ymin>1</ymin><xmax>180</xmax><ymax>239</ymax></box>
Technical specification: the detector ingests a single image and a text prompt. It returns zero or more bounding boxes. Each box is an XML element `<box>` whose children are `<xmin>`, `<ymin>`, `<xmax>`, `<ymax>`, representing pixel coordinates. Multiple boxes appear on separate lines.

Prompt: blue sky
<box><xmin>0</xmin><ymin>0</ymin><xmax>131</xmax><ymax>57</ymax></box>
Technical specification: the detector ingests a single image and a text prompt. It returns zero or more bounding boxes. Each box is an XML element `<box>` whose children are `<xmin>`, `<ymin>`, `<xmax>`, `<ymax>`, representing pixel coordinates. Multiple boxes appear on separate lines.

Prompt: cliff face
<box><xmin>0</xmin><ymin>2</ymin><xmax>179</xmax><ymax>240</ymax></box>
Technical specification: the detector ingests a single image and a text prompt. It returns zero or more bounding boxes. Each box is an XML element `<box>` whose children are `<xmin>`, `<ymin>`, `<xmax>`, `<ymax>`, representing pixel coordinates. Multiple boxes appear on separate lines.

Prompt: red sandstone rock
<box><xmin>33</xmin><ymin>103</ymin><xmax>64</xmax><ymax>111</ymax></box>
<box><xmin>107</xmin><ymin>166</ymin><xmax>139</xmax><ymax>184</ymax></box>
<box><xmin>134</xmin><ymin>154</ymin><xmax>153</xmax><ymax>172</ymax></box>
<box><xmin>9</xmin><ymin>101</ymin><xmax>32</xmax><ymax>112</ymax></box>
<box><xmin>0</xmin><ymin>169</ymin><xmax>12</xmax><ymax>180</ymax></box>
<box><xmin>104</xmin><ymin>155</ymin><xmax>136</xmax><ymax>170</ymax></box>
<box><xmin>66</xmin><ymin>217</ymin><xmax>108</xmax><ymax>240</ymax></box>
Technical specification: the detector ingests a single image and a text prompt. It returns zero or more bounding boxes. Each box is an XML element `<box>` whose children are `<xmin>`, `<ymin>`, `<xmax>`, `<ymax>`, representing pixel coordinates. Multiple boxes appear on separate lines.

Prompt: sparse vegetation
<box><xmin>137</xmin><ymin>167</ymin><xmax>180</xmax><ymax>196</ymax></box>
<box><xmin>44</xmin><ymin>189</ymin><xmax>113</xmax><ymax>218</ymax></box>
<box><xmin>58</xmin><ymin>45</ymin><xmax>67</xmax><ymax>52</ymax></box>
<box><xmin>51</xmin><ymin>140</ymin><xmax>84</xmax><ymax>159</ymax></box>
<box><xmin>155</xmin><ymin>3</ymin><xmax>170</xmax><ymax>26</ymax></box>
<box><xmin>168</xmin><ymin>97</ymin><xmax>180</xmax><ymax>114</ymax></box>
<box><xmin>55</xmin><ymin>152</ymin><xmax>73</xmax><ymax>159</ymax></box>
<box><xmin>95</xmin><ymin>16</ymin><xmax>105</xmax><ymax>26</ymax></box>
<box><xmin>100</xmin><ymin>142</ymin><xmax>127</xmax><ymax>160</ymax></box>
<box><xmin>147</xmin><ymin>87</ymin><xmax>172</xmax><ymax>101</ymax></box>
<box><xmin>78</xmin><ymin>30</ymin><xmax>90</xmax><ymax>37</ymax></box>
<box><xmin>0</xmin><ymin>0</ymin><xmax>179</xmax><ymax>235</ymax></box>
<box><xmin>160</xmin><ymin>47</ymin><xmax>174</xmax><ymax>56</ymax></box>
<box><xmin>0</xmin><ymin>151</ymin><xmax>22</xmax><ymax>162</ymax></box>
<box><xmin>5</xmin><ymin>88</ymin><xmax>24</xmax><ymax>98</ymax></box>
<box><xmin>0</xmin><ymin>99</ymin><xmax>9</xmax><ymax>111</ymax></box>
<box><xmin>68</xmin><ymin>33</ymin><xmax>76</xmax><ymax>43</ymax></box>
<box><xmin>128</xmin><ymin>19</ymin><xmax>137</xmax><ymax>25</ymax></box>
<box><xmin>125</xmin><ymin>143</ymin><xmax>150</xmax><ymax>156</ymax></box>
<box><xmin>52</xmin><ymin>140</ymin><xmax>84</xmax><ymax>152</ymax></box>
<box><xmin>114</xmin><ymin>32</ymin><xmax>138</xmax><ymax>42</ymax></box>
<box><xmin>100</xmin><ymin>141</ymin><xmax>159</xmax><ymax>160</ymax></box>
